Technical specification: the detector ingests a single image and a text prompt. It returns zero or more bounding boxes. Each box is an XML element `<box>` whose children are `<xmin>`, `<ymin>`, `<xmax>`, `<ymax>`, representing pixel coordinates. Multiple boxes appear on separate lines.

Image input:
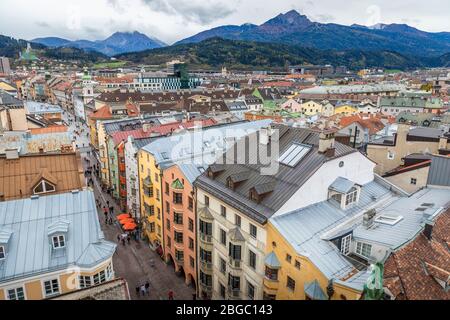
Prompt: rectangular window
<box><xmin>265</xmin><ymin>266</ymin><xmax>278</xmax><ymax>281</ymax></box>
<box><xmin>99</xmin><ymin>270</ymin><xmax>106</xmax><ymax>283</ymax></box>
<box><xmin>295</xmin><ymin>260</ymin><xmax>301</xmax><ymax>270</ymax></box>
<box><xmin>249</xmin><ymin>250</ymin><xmax>257</xmax><ymax>269</ymax></box>
<box><xmin>411</xmin><ymin>178</ymin><xmax>417</xmax><ymax>185</ymax></box>
<box><xmin>190</xmin><ymin>256</ymin><xmax>195</xmax><ymax>268</ymax></box>
<box><xmin>228</xmin><ymin>275</ymin><xmax>240</xmax><ymax>290</ymax></box>
<box><xmin>156</xmin><ymin>189</ymin><xmax>160</xmax><ymax>201</ymax></box>
<box><xmin>173</xmin><ymin>192</ymin><xmax>183</xmax><ymax>204</ymax></box>
<box><xmin>7</xmin><ymin>287</ymin><xmax>25</xmax><ymax>300</ymax></box>
<box><xmin>188</xmin><ymin>218</ymin><xmax>194</xmax><ymax>232</ymax></box>
<box><xmin>174</xmin><ymin>231</ymin><xmax>183</xmax><ymax>244</ymax></box>
<box><xmin>174</xmin><ymin>212</ymin><xmax>183</xmax><ymax>225</ymax></box>
<box><xmin>220</xmin><ymin>205</ymin><xmax>227</xmax><ymax>218</ymax></box>
<box><xmin>165</xmin><ymin>201</ymin><xmax>170</xmax><ymax>213</ymax></box>
<box><xmin>157</xmin><ymin>225</ymin><xmax>161</xmax><ymax>236</ymax></box>
<box><xmin>188</xmin><ymin>197</ymin><xmax>194</xmax><ymax>211</ymax></box>
<box><xmin>79</xmin><ymin>275</ymin><xmax>92</xmax><ymax>289</ymax></box>
<box><xmin>44</xmin><ymin>279</ymin><xmax>60</xmax><ymax>296</ymax></box>
<box><xmin>219</xmin><ymin>283</ymin><xmax>226</xmax><ymax>299</ymax></box>
<box><xmin>199</xmin><ymin>220</ymin><xmax>212</xmax><ymax>236</ymax></box>
<box><xmin>189</xmin><ymin>237</ymin><xmax>194</xmax><ymax>250</ymax></box>
<box><xmin>287</xmin><ymin>276</ymin><xmax>295</xmax><ymax>291</ymax></box>
<box><xmin>167</xmin><ymin>236</ymin><xmax>171</xmax><ymax>248</ymax></box>
<box><xmin>154</xmin><ymin>173</ymin><xmax>159</xmax><ymax>182</ymax></box>
<box><xmin>52</xmin><ymin>235</ymin><xmax>65</xmax><ymax>249</ymax></box>
<box><xmin>166</xmin><ymin>219</ymin><xmax>170</xmax><ymax>231</ymax></box>
<box><xmin>93</xmin><ymin>273</ymin><xmax>100</xmax><ymax>285</ymax></box>
<box><xmin>250</xmin><ymin>224</ymin><xmax>257</xmax><ymax>239</ymax></box>
<box><xmin>235</xmin><ymin>214</ymin><xmax>241</xmax><ymax>227</ymax></box>
<box><xmin>204</xmin><ymin>195</ymin><xmax>209</xmax><ymax>207</ymax></box>
<box><xmin>149</xmin><ymin>222</ymin><xmax>155</xmax><ymax>233</ymax></box>
<box><xmin>165</xmin><ymin>182</ymin><xmax>170</xmax><ymax>195</ymax></box>
<box><xmin>345</xmin><ymin>189</ymin><xmax>358</xmax><ymax>206</ymax></box>
<box><xmin>220</xmin><ymin>229</ymin><xmax>227</xmax><ymax>246</ymax></box>
<box><xmin>0</xmin><ymin>246</ymin><xmax>5</xmax><ymax>259</ymax></box>
<box><xmin>200</xmin><ymin>248</ymin><xmax>212</xmax><ymax>263</ymax></box>
<box><xmin>286</xmin><ymin>254</ymin><xmax>292</xmax><ymax>263</ymax></box>
<box><xmin>341</xmin><ymin>234</ymin><xmax>352</xmax><ymax>255</ymax></box>
<box><xmin>229</xmin><ymin>243</ymin><xmax>242</xmax><ymax>260</ymax></box>
<box><xmin>247</xmin><ymin>281</ymin><xmax>255</xmax><ymax>300</ymax></box>
<box><xmin>220</xmin><ymin>257</ymin><xmax>226</xmax><ymax>274</ymax></box>
<box><xmin>356</xmin><ymin>242</ymin><xmax>372</xmax><ymax>258</ymax></box>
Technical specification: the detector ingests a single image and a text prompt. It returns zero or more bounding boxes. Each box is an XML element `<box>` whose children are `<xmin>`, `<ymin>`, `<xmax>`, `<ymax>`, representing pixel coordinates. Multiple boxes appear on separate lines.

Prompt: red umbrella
<box><xmin>117</xmin><ymin>213</ymin><xmax>131</xmax><ymax>220</ymax></box>
<box><xmin>123</xmin><ymin>223</ymin><xmax>137</xmax><ymax>231</ymax></box>
<box><xmin>119</xmin><ymin>218</ymin><xmax>135</xmax><ymax>225</ymax></box>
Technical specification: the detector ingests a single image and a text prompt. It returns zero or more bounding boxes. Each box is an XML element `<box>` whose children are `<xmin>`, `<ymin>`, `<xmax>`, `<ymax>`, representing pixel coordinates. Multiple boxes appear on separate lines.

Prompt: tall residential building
<box><xmin>137</xmin><ymin>120</ymin><xmax>272</xmax><ymax>287</ymax></box>
<box><xmin>194</xmin><ymin>124</ymin><xmax>377</xmax><ymax>300</ymax></box>
<box><xmin>0</xmin><ymin>57</ymin><xmax>11</xmax><ymax>75</ymax></box>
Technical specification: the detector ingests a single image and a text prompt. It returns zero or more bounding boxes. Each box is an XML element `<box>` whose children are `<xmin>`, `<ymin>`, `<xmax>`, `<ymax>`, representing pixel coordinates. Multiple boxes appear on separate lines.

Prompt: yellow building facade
<box><xmin>334</xmin><ymin>104</ymin><xmax>358</xmax><ymax>115</ymax></box>
<box><xmin>264</xmin><ymin>222</ymin><xmax>362</xmax><ymax>300</ymax></box>
<box><xmin>138</xmin><ymin>149</ymin><xmax>164</xmax><ymax>248</ymax></box>
<box><xmin>301</xmin><ymin>100</ymin><xmax>323</xmax><ymax>115</ymax></box>
<box><xmin>0</xmin><ymin>258</ymin><xmax>114</xmax><ymax>300</ymax></box>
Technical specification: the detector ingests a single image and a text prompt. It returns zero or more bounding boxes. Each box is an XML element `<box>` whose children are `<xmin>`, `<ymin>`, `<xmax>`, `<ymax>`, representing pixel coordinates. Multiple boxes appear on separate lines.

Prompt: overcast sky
<box><xmin>1</xmin><ymin>0</ymin><xmax>449</xmax><ymax>44</ymax></box>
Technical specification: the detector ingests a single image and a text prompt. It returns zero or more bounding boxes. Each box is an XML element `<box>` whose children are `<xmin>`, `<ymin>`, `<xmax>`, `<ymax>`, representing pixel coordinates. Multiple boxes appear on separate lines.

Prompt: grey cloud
<box><xmin>314</xmin><ymin>14</ymin><xmax>336</xmax><ymax>23</ymax></box>
<box><xmin>141</xmin><ymin>0</ymin><xmax>236</xmax><ymax>24</ymax></box>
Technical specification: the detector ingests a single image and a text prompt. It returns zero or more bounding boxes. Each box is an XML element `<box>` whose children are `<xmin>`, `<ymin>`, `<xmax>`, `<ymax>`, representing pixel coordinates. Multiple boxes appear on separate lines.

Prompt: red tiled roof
<box><xmin>89</xmin><ymin>105</ymin><xmax>113</xmax><ymax>120</ymax></box>
<box><xmin>383</xmin><ymin>209</ymin><xmax>450</xmax><ymax>300</ymax></box>
<box><xmin>340</xmin><ymin>114</ymin><xmax>386</xmax><ymax>135</ymax></box>
<box><xmin>111</xmin><ymin>118</ymin><xmax>217</xmax><ymax>145</ymax></box>
<box><xmin>30</xmin><ymin>125</ymin><xmax>68</xmax><ymax>135</ymax></box>
<box><xmin>262</xmin><ymin>81</ymin><xmax>294</xmax><ymax>87</ymax></box>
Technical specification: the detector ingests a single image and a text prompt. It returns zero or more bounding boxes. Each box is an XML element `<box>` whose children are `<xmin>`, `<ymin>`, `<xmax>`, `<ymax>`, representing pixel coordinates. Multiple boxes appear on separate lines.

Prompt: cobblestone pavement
<box><xmin>67</xmin><ymin>110</ymin><xmax>195</xmax><ymax>300</ymax></box>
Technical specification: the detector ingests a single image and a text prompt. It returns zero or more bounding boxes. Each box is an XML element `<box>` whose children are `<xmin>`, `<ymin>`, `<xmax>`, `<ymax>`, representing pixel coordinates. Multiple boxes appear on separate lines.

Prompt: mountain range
<box><xmin>32</xmin><ymin>31</ymin><xmax>167</xmax><ymax>56</ymax></box>
<box><xmin>0</xmin><ymin>34</ymin><xmax>107</xmax><ymax>62</ymax></box>
<box><xmin>176</xmin><ymin>10</ymin><xmax>450</xmax><ymax>57</ymax></box>
<box><xmin>117</xmin><ymin>37</ymin><xmax>450</xmax><ymax>71</ymax></box>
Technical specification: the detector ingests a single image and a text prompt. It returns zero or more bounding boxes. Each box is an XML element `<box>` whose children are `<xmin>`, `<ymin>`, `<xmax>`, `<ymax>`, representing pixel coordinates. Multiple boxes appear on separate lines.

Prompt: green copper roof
<box><xmin>171</xmin><ymin>179</ymin><xmax>184</xmax><ymax>190</ymax></box>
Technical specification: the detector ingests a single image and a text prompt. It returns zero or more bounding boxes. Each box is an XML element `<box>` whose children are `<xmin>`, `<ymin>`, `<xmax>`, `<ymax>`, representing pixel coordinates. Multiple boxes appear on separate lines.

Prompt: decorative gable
<box><xmin>171</xmin><ymin>179</ymin><xmax>184</xmax><ymax>190</ymax></box>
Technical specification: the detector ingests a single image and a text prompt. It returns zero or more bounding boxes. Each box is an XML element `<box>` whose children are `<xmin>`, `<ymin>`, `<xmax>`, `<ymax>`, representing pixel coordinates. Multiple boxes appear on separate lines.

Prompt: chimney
<box><xmin>318</xmin><ymin>130</ymin><xmax>335</xmax><ymax>153</ymax></box>
<box><xmin>39</xmin><ymin>146</ymin><xmax>45</xmax><ymax>154</ymax></box>
<box><xmin>363</xmin><ymin>209</ymin><xmax>376</xmax><ymax>229</ymax></box>
<box><xmin>260</xmin><ymin>126</ymin><xmax>274</xmax><ymax>145</ymax></box>
<box><xmin>423</xmin><ymin>213</ymin><xmax>434</xmax><ymax>240</ymax></box>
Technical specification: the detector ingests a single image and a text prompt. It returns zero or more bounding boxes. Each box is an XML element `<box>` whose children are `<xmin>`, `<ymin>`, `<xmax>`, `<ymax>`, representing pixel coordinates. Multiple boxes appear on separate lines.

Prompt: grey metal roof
<box><xmin>0</xmin><ymin>190</ymin><xmax>116</xmax><ymax>284</ymax></box>
<box><xmin>270</xmin><ymin>180</ymin><xmax>394</xmax><ymax>284</ymax></box>
<box><xmin>352</xmin><ymin>188</ymin><xmax>450</xmax><ymax>249</ymax></box>
<box><xmin>427</xmin><ymin>155</ymin><xmax>450</xmax><ymax>187</ymax></box>
<box><xmin>304</xmin><ymin>280</ymin><xmax>327</xmax><ymax>300</ymax></box>
<box><xmin>264</xmin><ymin>252</ymin><xmax>281</xmax><ymax>268</ymax></box>
<box><xmin>329</xmin><ymin>177</ymin><xmax>357</xmax><ymax>194</ymax></box>
<box><xmin>195</xmin><ymin>123</ymin><xmax>357</xmax><ymax>224</ymax></box>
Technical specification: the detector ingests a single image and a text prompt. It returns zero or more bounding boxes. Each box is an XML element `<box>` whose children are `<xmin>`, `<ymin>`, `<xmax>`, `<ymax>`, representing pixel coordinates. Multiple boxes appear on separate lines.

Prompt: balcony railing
<box><xmin>229</xmin><ymin>257</ymin><xmax>242</xmax><ymax>269</ymax></box>
<box><xmin>199</xmin><ymin>233</ymin><xmax>213</xmax><ymax>243</ymax></box>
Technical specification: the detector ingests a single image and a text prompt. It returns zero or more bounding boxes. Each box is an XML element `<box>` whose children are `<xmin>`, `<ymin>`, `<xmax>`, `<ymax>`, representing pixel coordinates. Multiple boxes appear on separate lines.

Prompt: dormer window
<box><xmin>345</xmin><ymin>188</ymin><xmax>358</xmax><ymax>206</ymax></box>
<box><xmin>52</xmin><ymin>235</ymin><xmax>65</xmax><ymax>249</ymax></box>
<box><xmin>33</xmin><ymin>180</ymin><xmax>56</xmax><ymax>195</ymax></box>
<box><xmin>0</xmin><ymin>245</ymin><xmax>5</xmax><ymax>259</ymax></box>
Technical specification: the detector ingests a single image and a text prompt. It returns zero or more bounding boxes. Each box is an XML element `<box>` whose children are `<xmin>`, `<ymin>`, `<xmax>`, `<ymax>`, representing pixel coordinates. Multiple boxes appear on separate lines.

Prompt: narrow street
<box><xmin>64</xmin><ymin>110</ymin><xmax>195</xmax><ymax>300</ymax></box>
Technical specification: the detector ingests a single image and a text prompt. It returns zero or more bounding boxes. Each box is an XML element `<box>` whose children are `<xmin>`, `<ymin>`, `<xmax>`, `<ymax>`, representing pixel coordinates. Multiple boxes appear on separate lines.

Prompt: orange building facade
<box><xmin>162</xmin><ymin>165</ymin><xmax>197</xmax><ymax>290</ymax></box>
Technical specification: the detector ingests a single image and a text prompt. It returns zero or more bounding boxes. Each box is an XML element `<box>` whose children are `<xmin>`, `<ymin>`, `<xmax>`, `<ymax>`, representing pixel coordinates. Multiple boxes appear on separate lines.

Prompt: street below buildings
<box><xmin>65</xmin><ymin>109</ymin><xmax>196</xmax><ymax>301</ymax></box>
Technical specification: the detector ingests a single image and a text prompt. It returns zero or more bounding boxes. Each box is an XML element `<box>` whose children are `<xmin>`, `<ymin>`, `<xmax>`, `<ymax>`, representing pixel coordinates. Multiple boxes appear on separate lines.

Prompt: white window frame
<box><xmin>43</xmin><ymin>278</ymin><xmax>60</xmax><ymax>297</ymax></box>
<box><xmin>0</xmin><ymin>245</ymin><xmax>5</xmax><ymax>260</ymax></box>
<box><xmin>345</xmin><ymin>189</ymin><xmax>358</xmax><ymax>206</ymax></box>
<box><xmin>79</xmin><ymin>275</ymin><xmax>92</xmax><ymax>289</ymax></box>
<box><xmin>52</xmin><ymin>235</ymin><xmax>66</xmax><ymax>249</ymax></box>
<box><xmin>340</xmin><ymin>234</ymin><xmax>352</xmax><ymax>255</ymax></box>
<box><xmin>33</xmin><ymin>180</ymin><xmax>56</xmax><ymax>195</ymax></box>
<box><xmin>6</xmin><ymin>286</ymin><xmax>26</xmax><ymax>300</ymax></box>
<box><xmin>355</xmin><ymin>242</ymin><xmax>372</xmax><ymax>258</ymax></box>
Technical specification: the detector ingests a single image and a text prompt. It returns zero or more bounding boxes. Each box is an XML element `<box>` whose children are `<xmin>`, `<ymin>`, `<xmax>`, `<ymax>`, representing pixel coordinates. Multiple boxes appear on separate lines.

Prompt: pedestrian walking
<box><xmin>145</xmin><ymin>282</ymin><xmax>150</xmax><ymax>296</ymax></box>
<box><xmin>136</xmin><ymin>286</ymin><xmax>140</xmax><ymax>297</ymax></box>
<box><xmin>127</xmin><ymin>235</ymin><xmax>131</xmax><ymax>244</ymax></box>
<box><xmin>117</xmin><ymin>235</ymin><xmax>121</xmax><ymax>242</ymax></box>
<box><xmin>121</xmin><ymin>238</ymin><xmax>126</xmax><ymax>246</ymax></box>
<box><xmin>108</xmin><ymin>216</ymin><xmax>113</xmax><ymax>225</ymax></box>
<box><xmin>140</xmin><ymin>285</ymin><xmax>146</xmax><ymax>296</ymax></box>
<box><xmin>103</xmin><ymin>207</ymin><xmax>108</xmax><ymax>223</ymax></box>
<box><xmin>192</xmin><ymin>293</ymin><xmax>197</xmax><ymax>300</ymax></box>
<box><xmin>168</xmin><ymin>291</ymin><xmax>174</xmax><ymax>300</ymax></box>
<box><xmin>109</xmin><ymin>206</ymin><xmax>114</xmax><ymax>215</ymax></box>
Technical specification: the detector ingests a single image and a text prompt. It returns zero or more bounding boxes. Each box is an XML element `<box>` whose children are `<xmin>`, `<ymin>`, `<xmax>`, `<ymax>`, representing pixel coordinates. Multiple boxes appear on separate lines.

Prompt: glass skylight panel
<box><xmin>279</xmin><ymin>143</ymin><xmax>311</xmax><ymax>167</ymax></box>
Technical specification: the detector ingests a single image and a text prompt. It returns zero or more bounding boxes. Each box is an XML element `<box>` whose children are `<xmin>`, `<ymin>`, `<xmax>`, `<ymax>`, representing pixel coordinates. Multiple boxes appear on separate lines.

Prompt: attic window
<box><xmin>33</xmin><ymin>180</ymin><xmax>56</xmax><ymax>195</ymax></box>
<box><xmin>0</xmin><ymin>245</ymin><xmax>5</xmax><ymax>259</ymax></box>
<box><xmin>52</xmin><ymin>235</ymin><xmax>65</xmax><ymax>249</ymax></box>
<box><xmin>375</xmin><ymin>214</ymin><xmax>403</xmax><ymax>225</ymax></box>
<box><xmin>345</xmin><ymin>188</ymin><xmax>358</xmax><ymax>206</ymax></box>
<box><xmin>227</xmin><ymin>177</ymin><xmax>235</xmax><ymax>190</ymax></box>
<box><xmin>249</xmin><ymin>189</ymin><xmax>259</xmax><ymax>203</ymax></box>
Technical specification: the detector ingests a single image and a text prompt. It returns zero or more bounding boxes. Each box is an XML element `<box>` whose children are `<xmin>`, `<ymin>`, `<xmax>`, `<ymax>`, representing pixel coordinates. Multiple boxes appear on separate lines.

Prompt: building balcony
<box><xmin>263</xmin><ymin>277</ymin><xmax>280</xmax><ymax>292</ymax></box>
<box><xmin>227</xmin><ymin>288</ymin><xmax>242</xmax><ymax>300</ymax></box>
<box><xmin>174</xmin><ymin>241</ymin><xmax>184</xmax><ymax>251</ymax></box>
<box><xmin>199</xmin><ymin>232</ymin><xmax>213</xmax><ymax>244</ymax></box>
<box><xmin>200</xmin><ymin>260</ymin><xmax>213</xmax><ymax>271</ymax></box>
<box><xmin>229</xmin><ymin>257</ymin><xmax>242</xmax><ymax>270</ymax></box>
